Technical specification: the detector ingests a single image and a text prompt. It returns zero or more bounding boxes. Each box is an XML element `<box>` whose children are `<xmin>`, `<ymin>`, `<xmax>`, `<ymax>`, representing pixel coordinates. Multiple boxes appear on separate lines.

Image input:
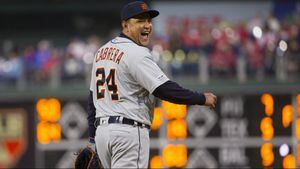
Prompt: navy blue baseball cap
<box><xmin>121</xmin><ymin>1</ymin><xmax>159</xmax><ymax>21</ymax></box>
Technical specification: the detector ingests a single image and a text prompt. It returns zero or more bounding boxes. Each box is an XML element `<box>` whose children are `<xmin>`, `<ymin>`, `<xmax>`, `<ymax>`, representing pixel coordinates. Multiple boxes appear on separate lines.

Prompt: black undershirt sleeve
<box><xmin>152</xmin><ymin>80</ymin><xmax>206</xmax><ymax>105</ymax></box>
<box><xmin>87</xmin><ymin>90</ymin><xmax>96</xmax><ymax>143</ymax></box>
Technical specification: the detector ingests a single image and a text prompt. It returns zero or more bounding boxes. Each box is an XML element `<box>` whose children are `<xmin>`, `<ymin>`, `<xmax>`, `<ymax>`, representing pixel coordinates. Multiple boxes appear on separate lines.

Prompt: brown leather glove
<box><xmin>74</xmin><ymin>146</ymin><xmax>103</xmax><ymax>169</ymax></box>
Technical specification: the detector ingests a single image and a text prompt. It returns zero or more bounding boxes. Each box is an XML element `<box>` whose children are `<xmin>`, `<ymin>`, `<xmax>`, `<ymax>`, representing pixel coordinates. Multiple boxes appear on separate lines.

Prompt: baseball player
<box><xmin>87</xmin><ymin>1</ymin><xmax>217</xmax><ymax>168</ymax></box>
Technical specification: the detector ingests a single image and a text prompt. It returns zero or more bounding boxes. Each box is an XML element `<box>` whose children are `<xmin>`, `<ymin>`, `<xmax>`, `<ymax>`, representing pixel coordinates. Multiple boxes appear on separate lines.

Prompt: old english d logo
<box><xmin>0</xmin><ymin>109</ymin><xmax>27</xmax><ymax>168</ymax></box>
<box><xmin>139</xmin><ymin>2</ymin><xmax>148</xmax><ymax>11</ymax></box>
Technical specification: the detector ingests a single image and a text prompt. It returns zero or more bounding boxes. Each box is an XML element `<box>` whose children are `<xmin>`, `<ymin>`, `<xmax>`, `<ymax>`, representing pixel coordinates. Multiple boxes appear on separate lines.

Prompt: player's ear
<box><xmin>122</xmin><ymin>20</ymin><xmax>131</xmax><ymax>34</ymax></box>
<box><xmin>122</xmin><ymin>20</ymin><xmax>127</xmax><ymax>29</ymax></box>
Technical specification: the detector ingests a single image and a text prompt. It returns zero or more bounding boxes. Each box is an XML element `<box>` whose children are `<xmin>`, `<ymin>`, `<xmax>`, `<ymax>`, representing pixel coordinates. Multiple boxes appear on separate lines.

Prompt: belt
<box><xmin>95</xmin><ymin>116</ymin><xmax>150</xmax><ymax>130</ymax></box>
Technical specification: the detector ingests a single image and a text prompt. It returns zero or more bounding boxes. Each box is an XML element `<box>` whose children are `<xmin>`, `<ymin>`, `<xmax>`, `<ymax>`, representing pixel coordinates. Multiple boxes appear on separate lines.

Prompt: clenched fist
<box><xmin>204</xmin><ymin>92</ymin><xmax>217</xmax><ymax>108</ymax></box>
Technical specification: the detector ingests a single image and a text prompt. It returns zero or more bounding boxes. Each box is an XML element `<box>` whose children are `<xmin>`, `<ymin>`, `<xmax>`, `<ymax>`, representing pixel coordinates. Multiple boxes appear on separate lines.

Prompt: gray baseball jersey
<box><xmin>90</xmin><ymin>36</ymin><xmax>169</xmax><ymax>125</ymax></box>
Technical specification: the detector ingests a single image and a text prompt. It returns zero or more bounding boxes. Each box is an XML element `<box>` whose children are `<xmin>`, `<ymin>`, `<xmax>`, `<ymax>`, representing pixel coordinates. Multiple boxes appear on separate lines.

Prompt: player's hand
<box><xmin>204</xmin><ymin>92</ymin><xmax>217</xmax><ymax>109</ymax></box>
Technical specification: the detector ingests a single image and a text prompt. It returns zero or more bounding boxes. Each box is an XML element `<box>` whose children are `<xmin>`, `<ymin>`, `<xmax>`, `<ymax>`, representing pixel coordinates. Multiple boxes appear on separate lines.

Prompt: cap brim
<box><xmin>128</xmin><ymin>10</ymin><xmax>159</xmax><ymax>20</ymax></box>
<box><xmin>147</xmin><ymin>10</ymin><xmax>159</xmax><ymax>19</ymax></box>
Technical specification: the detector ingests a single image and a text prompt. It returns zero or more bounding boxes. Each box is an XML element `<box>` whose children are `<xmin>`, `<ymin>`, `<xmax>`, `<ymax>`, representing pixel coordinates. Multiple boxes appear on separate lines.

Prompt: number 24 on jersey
<box><xmin>96</xmin><ymin>67</ymin><xmax>119</xmax><ymax>101</ymax></box>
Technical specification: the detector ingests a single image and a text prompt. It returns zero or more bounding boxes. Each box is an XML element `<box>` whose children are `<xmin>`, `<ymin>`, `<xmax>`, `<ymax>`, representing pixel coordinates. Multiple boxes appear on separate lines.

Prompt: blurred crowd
<box><xmin>0</xmin><ymin>36</ymin><xmax>101</xmax><ymax>86</ymax></box>
<box><xmin>0</xmin><ymin>12</ymin><xmax>299</xmax><ymax>88</ymax></box>
<box><xmin>152</xmin><ymin>12</ymin><xmax>300</xmax><ymax>80</ymax></box>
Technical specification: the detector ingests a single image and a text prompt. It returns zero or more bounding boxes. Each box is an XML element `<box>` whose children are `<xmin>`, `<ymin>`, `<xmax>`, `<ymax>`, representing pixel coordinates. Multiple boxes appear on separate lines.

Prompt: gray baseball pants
<box><xmin>95</xmin><ymin>123</ymin><xmax>150</xmax><ymax>168</ymax></box>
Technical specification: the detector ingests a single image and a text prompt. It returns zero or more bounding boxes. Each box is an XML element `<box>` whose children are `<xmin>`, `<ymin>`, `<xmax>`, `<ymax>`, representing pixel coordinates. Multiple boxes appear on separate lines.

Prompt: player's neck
<box><xmin>120</xmin><ymin>32</ymin><xmax>140</xmax><ymax>46</ymax></box>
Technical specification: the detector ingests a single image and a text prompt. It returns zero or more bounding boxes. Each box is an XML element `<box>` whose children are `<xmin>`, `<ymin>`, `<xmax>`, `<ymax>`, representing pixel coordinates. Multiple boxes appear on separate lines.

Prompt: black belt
<box><xmin>95</xmin><ymin>116</ymin><xmax>151</xmax><ymax>130</ymax></box>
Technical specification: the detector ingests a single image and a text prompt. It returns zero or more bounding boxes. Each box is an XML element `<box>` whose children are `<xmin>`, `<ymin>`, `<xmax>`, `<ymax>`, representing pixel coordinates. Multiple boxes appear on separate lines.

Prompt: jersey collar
<box><xmin>119</xmin><ymin>32</ymin><xmax>146</xmax><ymax>47</ymax></box>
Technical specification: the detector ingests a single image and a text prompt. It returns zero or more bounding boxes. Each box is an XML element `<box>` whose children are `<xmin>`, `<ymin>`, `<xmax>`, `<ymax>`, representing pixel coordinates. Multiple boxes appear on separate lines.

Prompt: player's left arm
<box><xmin>127</xmin><ymin>51</ymin><xmax>216</xmax><ymax>108</ymax></box>
<box><xmin>152</xmin><ymin>81</ymin><xmax>217</xmax><ymax>108</ymax></box>
<box><xmin>87</xmin><ymin>90</ymin><xmax>96</xmax><ymax>144</ymax></box>
<box><xmin>152</xmin><ymin>81</ymin><xmax>206</xmax><ymax>105</ymax></box>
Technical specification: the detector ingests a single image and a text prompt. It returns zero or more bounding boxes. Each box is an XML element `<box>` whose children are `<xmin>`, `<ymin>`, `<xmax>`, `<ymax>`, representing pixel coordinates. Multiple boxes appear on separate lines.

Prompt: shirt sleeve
<box><xmin>128</xmin><ymin>55</ymin><xmax>169</xmax><ymax>93</ymax></box>
<box><xmin>87</xmin><ymin>91</ymin><xmax>96</xmax><ymax>140</ymax></box>
<box><xmin>152</xmin><ymin>80</ymin><xmax>206</xmax><ymax>105</ymax></box>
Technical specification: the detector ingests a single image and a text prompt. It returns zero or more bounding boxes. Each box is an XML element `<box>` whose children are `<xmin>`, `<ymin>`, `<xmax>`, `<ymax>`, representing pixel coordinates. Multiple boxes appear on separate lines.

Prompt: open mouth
<box><xmin>141</xmin><ymin>32</ymin><xmax>150</xmax><ymax>40</ymax></box>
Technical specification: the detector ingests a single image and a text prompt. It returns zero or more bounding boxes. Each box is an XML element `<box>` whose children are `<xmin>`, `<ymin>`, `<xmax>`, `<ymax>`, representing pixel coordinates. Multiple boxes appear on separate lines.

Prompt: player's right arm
<box><xmin>87</xmin><ymin>52</ymin><xmax>97</xmax><ymax>143</ymax></box>
<box><xmin>87</xmin><ymin>90</ymin><xmax>96</xmax><ymax>143</ymax></box>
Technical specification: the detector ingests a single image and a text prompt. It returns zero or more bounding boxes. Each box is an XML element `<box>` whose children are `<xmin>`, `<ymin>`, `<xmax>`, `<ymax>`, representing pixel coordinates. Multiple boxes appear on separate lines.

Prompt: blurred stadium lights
<box><xmin>253</xmin><ymin>26</ymin><xmax>263</xmax><ymax>39</ymax></box>
<box><xmin>161</xmin><ymin>50</ymin><xmax>173</xmax><ymax>62</ymax></box>
<box><xmin>36</xmin><ymin>98</ymin><xmax>62</xmax><ymax>144</ymax></box>
<box><xmin>279</xmin><ymin>143</ymin><xmax>289</xmax><ymax>157</ymax></box>
<box><xmin>211</xmin><ymin>28</ymin><xmax>222</xmax><ymax>39</ymax></box>
<box><xmin>162</xmin><ymin>144</ymin><xmax>187</xmax><ymax>168</ymax></box>
<box><xmin>151</xmin><ymin>107</ymin><xmax>163</xmax><ymax>130</ymax></box>
<box><xmin>260</xmin><ymin>117</ymin><xmax>274</xmax><ymax>141</ymax></box>
<box><xmin>283</xmin><ymin>154</ymin><xmax>296</xmax><ymax>169</ymax></box>
<box><xmin>279</xmin><ymin>40</ymin><xmax>288</xmax><ymax>52</ymax></box>
<box><xmin>282</xmin><ymin>105</ymin><xmax>293</xmax><ymax>128</ymax></box>
<box><xmin>260</xmin><ymin>143</ymin><xmax>274</xmax><ymax>166</ymax></box>
<box><xmin>174</xmin><ymin>49</ymin><xmax>186</xmax><ymax>62</ymax></box>
<box><xmin>261</xmin><ymin>93</ymin><xmax>274</xmax><ymax>117</ymax></box>
<box><xmin>150</xmin><ymin>155</ymin><xmax>163</xmax><ymax>169</ymax></box>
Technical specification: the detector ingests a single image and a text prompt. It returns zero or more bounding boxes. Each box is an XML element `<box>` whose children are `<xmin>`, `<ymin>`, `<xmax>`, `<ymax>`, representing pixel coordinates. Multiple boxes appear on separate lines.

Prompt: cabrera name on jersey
<box><xmin>95</xmin><ymin>47</ymin><xmax>124</xmax><ymax>64</ymax></box>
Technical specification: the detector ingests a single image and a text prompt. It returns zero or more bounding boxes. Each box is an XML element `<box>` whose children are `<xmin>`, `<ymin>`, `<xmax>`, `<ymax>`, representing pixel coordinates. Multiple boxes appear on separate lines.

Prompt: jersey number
<box><xmin>96</xmin><ymin>68</ymin><xmax>119</xmax><ymax>100</ymax></box>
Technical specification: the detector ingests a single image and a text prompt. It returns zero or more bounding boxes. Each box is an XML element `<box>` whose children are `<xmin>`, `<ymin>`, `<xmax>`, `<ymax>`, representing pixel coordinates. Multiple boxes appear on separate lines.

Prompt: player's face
<box><xmin>124</xmin><ymin>13</ymin><xmax>153</xmax><ymax>46</ymax></box>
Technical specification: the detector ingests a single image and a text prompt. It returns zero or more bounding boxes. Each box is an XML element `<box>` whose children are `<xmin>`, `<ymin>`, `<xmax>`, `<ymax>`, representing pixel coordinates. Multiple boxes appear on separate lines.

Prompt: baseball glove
<box><xmin>74</xmin><ymin>146</ymin><xmax>103</xmax><ymax>169</ymax></box>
